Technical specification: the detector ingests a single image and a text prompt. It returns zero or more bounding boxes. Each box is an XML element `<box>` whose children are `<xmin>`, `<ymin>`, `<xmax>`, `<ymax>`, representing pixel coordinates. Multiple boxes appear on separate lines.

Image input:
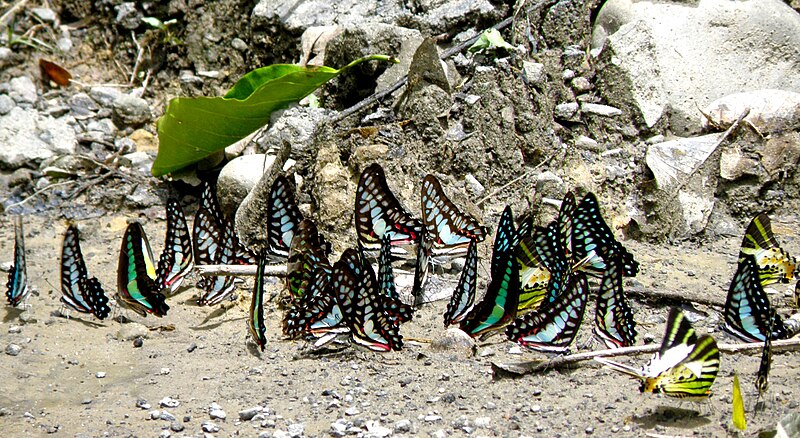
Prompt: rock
<box><xmin>409</xmin><ymin>0</ymin><xmax>503</xmax><ymax>35</ymax></box>
<box><xmin>554</xmin><ymin>102</ymin><xmax>579</xmax><ymax>121</ymax></box>
<box><xmin>209</xmin><ymin>402</ymin><xmax>226</xmax><ymax>420</ymax></box>
<box><xmin>581</xmin><ymin>103</ymin><xmax>622</xmax><ymax>117</ymax></box>
<box><xmin>31</xmin><ymin>7</ymin><xmax>57</xmax><ymax>22</ymax></box>
<box><xmin>239</xmin><ymin>406</ymin><xmax>264</xmax><ymax>421</ymax></box>
<box><xmin>120</xmin><ymin>152</ymin><xmax>153</xmax><ymax>174</ymax></box>
<box><xmin>574</xmin><ymin>135</ymin><xmax>600</xmax><ymax>152</ymax></box>
<box><xmin>345</xmin><ymin>406</ymin><xmax>361</xmax><ymax>416</ymax></box>
<box><xmin>310</xmin><ymin>124</ymin><xmax>353</xmax><ymax>248</ymax></box>
<box><xmin>115</xmin><ymin>322</ymin><xmax>149</xmax><ymax>341</ymax></box>
<box><xmin>262</xmin><ymin>107</ymin><xmax>329</xmax><ymax>164</ymax></box>
<box><xmin>429</xmin><ymin>327</ymin><xmax>475</xmax><ymax>355</ymax></box>
<box><xmin>136</xmin><ymin>399</ymin><xmax>151</xmax><ymax>409</ymax></box>
<box><xmin>201</xmin><ymin>420</ymin><xmax>219</xmax><ymax>433</ymax></box>
<box><xmin>234</xmin><ymin>147</ymin><xmax>290</xmax><ymax>253</ymax></box>
<box><xmin>115</xmin><ymin>2</ymin><xmax>142</xmax><ymax>30</ymax></box>
<box><xmin>95</xmin><ymin>372</ymin><xmax>106</xmax><ymax>378</ymax></box>
<box><xmin>778</xmin><ymin>413</ymin><xmax>800</xmax><ymax>437</ymax></box>
<box><xmin>701</xmin><ymin>89</ymin><xmax>800</xmax><ymax>135</ymax></box>
<box><xmin>464</xmin><ymin>174</ymin><xmax>485</xmax><ymax>197</ymax></box>
<box><xmin>112</xmin><ymin>94</ymin><xmax>152</xmax><ymax>127</ymax></box>
<box><xmin>364</xmin><ymin>420</ymin><xmax>391</xmax><ymax>437</ymax></box>
<box><xmin>68</xmin><ymin>93</ymin><xmax>98</xmax><ymax>116</ymax></box>
<box><xmin>287</xmin><ymin>423</ymin><xmax>304</xmax><ymax>437</ymax></box>
<box><xmin>159</xmin><ymin>411</ymin><xmax>177</xmax><ymax>422</ymax></box>
<box><xmin>522</xmin><ymin>61</ymin><xmax>545</xmax><ymax>86</ymax></box>
<box><xmin>217</xmin><ymin>154</ymin><xmax>274</xmax><ymax>216</ymax></box>
<box><xmin>541</xmin><ymin>0</ymin><xmax>591</xmax><ymax>48</ymax></box>
<box><xmin>394</xmin><ymin>419</ymin><xmax>412</xmax><ymax>433</ymax></box>
<box><xmin>474</xmin><ymin>417</ymin><xmax>491</xmax><ymax>428</ymax></box>
<box><xmin>231</xmin><ymin>38</ymin><xmax>248</xmax><ymax>51</ymax></box>
<box><xmin>719</xmin><ymin>146</ymin><xmax>759</xmax><ymax>181</ymax></box>
<box><xmin>593</xmin><ymin>0</ymin><xmax>800</xmax><ymax>134</ymax></box>
<box><xmin>300</xmin><ymin>25</ymin><xmax>342</xmax><ymax>66</ymax></box>
<box><xmin>644</xmin><ymin>134</ymin><xmax>721</xmax><ymax>237</ymax></box>
<box><xmin>0</xmin><ymin>94</ymin><xmax>14</xmax><ymax>115</ymax></box>
<box><xmin>160</xmin><ymin>397</ymin><xmax>180</xmax><ymax>408</ymax></box>
<box><xmin>5</xmin><ymin>344</ymin><xmax>21</xmax><ymax>356</ymax></box>
<box><xmin>9</xmin><ymin>77</ymin><xmax>37</xmax><ymax>104</ymax></box>
<box><xmin>89</xmin><ymin>86</ymin><xmax>124</xmax><ymax>108</ymax></box>
<box><xmin>0</xmin><ymin>107</ymin><xmax>77</xmax><ymax>169</ymax></box>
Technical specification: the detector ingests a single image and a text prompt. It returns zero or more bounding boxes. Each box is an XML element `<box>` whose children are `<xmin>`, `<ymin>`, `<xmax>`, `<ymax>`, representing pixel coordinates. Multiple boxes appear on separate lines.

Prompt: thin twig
<box><xmin>195</xmin><ymin>264</ymin><xmax>286</xmax><ymax>277</ymax></box>
<box><xmin>491</xmin><ymin>338</ymin><xmax>800</xmax><ymax>376</ymax></box>
<box><xmin>626</xmin><ymin>285</ymin><xmax>725</xmax><ymax>308</ymax></box>
<box><xmin>129</xmin><ymin>30</ymin><xmax>144</xmax><ymax>85</ymax></box>
<box><xmin>67</xmin><ymin>172</ymin><xmax>114</xmax><ymax>200</ymax></box>
<box><xmin>476</xmin><ymin>153</ymin><xmax>554</xmax><ymax>205</ymax></box>
<box><xmin>4</xmin><ymin>180</ymin><xmax>77</xmax><ymax>209</ymax></box>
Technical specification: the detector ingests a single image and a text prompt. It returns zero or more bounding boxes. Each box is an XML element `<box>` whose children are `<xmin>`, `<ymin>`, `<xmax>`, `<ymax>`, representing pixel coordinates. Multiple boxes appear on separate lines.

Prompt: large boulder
<box><xmin>593</xmin><ymin>0</ymin><xmax>800</xmax><ymax>135</ymax></box>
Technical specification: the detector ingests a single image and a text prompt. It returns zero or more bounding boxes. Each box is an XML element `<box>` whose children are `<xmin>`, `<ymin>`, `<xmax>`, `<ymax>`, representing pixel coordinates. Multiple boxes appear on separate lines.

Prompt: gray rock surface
<box><xmin>9</xmin><ymin>76</ymin><xmax>37</xmax><ymax>104</ymax></box>
<box><xmin>0</xmin><ymin>107</ymin><xmax>77</xmax><ymax>169</ymax></box>
<box><xmin>112</xmin><ymin>94</ymin><xmax>152</xmax><ymax>127</ymax></box>
<box><xmin>593</xmin><ymin>0</ymin><xmax>800</xmax><ymax>135</ymax></box>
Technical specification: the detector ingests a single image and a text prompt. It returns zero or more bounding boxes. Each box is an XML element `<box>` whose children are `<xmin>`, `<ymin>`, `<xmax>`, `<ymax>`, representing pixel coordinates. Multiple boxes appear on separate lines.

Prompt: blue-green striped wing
<box><xmin>117</xmin><ymin>222</ymin><xmax>169</xmax><ymax>317</ymax></box>
<box><xmin>6</xmin><ymin>216</ymin><xmax>29</xmax><ymax>307</ymax></box>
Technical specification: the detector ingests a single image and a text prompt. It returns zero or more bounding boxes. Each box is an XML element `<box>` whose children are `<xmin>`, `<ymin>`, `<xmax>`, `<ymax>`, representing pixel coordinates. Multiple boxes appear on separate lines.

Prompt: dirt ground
<box><xmin>2</xmin><ymin>209</ymin><xmax>800</xmax><ymax>437</ymax></box>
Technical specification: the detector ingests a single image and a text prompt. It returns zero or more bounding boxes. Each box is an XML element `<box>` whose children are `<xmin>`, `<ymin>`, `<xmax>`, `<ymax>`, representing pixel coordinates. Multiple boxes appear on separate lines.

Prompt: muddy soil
<box><xmin>2</xmin><ymin>210</ymin><xmax>800</xmax><ymax>436</ymax></box>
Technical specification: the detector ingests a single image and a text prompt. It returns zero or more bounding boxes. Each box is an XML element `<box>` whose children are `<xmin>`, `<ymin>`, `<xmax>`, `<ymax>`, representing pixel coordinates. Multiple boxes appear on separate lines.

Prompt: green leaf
<box><xmin>141</xmin><ymin>16</ymin><xmax>165</xmax><ymax>30</ymax></box>
<box><xmin>468</xmin><ymin>28</ymin><xmax>515</xmax><ymax>54</ymax></box>
<box><xmin>152</xmin><ymin>55</ymin><xmax>395</xmax><ymax>176</ymax></box>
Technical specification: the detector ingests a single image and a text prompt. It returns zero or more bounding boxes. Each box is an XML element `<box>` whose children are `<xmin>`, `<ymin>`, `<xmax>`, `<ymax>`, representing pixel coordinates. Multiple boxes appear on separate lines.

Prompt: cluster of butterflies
<box><xmin>5</xmin><ymin>161</ymin><xmax>800</xmax><ymax>401</ymax></box>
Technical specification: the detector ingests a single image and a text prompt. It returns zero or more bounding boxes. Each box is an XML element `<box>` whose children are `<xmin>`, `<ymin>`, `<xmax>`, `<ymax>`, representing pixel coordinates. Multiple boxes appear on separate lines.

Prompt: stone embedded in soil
<box><xmin>112</xmin><ymin>94</ymin><xmax>152</xmax><ymax>127</ymax></box>
<box><xmin>136</xmin><ymin>399</ymin><xmax>151</xmax><ymax>410</ymax></box>
<box><xmin>95</xmin><ymin>372</ymin><xmax>106</xmax><ymax>378</ymax></box>
<box><xmin>217</xmin><ymin>154</ymin><xmax>275</xmax><ymax>215</ymax></box>
<box><xmin>209</xmin><ymin>402</ymin><xmax>226</xmax><ymax>420</ymax></box>
<box><xmin>9</xmin><ymin>76</ymin><xmax>37</xmax><ymax>104</ymax></box>
<box><xmin>159</xmin><ymin>397</ymin><xmax>180</xmax><ymax>408</ymax></box>
<box><xmin>239</xmin><ymin>406</ymin><xmax>263</xmax><ymax>421</ymax></box>
<box><xmin>0</xmin><ymin>107</ymin><xmax>77</xmax><ymax>169</ymax></box>
<box><xmin>581</xmin><ymin>103</ymin><xmax>622</xmax><ymax>117</ymax></box>
<box><xmin>201</xmin><ymin>420</ymin><xmax>219</xmax><ymax>433</ymax></box>
<box><xmin>115</xmin><ymin>323</ymin><xmax>149</xmax><ymax>341</ymax></box>
<box><xmin>5</xmin><ymin>344</ymin><xmax>21</xmax><ymax>356</ymax></box>
<box><xmin>287</xmin><ymin>423</ymin><xmax>304</xmax><ymax>437</ymax></box>
<box><xmin>0</xmin><ymin>94</ymin><xmax>13</xmax><ymax>115</ymax></box>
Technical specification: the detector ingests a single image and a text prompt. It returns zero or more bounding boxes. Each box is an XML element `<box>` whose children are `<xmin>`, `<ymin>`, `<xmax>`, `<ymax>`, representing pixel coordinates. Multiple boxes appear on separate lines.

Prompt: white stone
<box><xmin>0</xmin><ymin>107</ymin><xmax>77</xmax><ymax>168</ymax></box>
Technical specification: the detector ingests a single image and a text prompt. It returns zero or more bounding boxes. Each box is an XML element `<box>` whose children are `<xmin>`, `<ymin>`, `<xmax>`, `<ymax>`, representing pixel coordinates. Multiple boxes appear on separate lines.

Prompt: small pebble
<box><xmin>187</xmin><ymin>343</ymin><xmax>197</xmax><ymax>353</ymax></box>
<box><xmin>344</xmin><ymin>407</ymin><xmax>360</xmax><ymax>416</ymax></box>
<box><xmin>5</xmin><ymin>344</ymin><xmax>22</xmax><ymax>356</ymax></box>
<box><xmin>201</xmin><ymin>420</ymin><xmax>219</xmax><ymax>433</ymax></box>
<box><xmin>8</xmin><ymin>326</ymin><xmax>21</xmax><ymax>334</ymax></box>
<box><xmin>424</xmin><ymin>414</ymin><xmax>442</xmax><ymax>422</ymax></box>
<box><xmin>287</xmin><ymin>423</ymin><xmax>304</xmax><ymax>437</ymax></box>
<box><xmin>159</xmin><ymin>397</ymin><xmax>180</xmax><ymax>408</ymax></box>
<box><xmin>136</xmin><ymin>399</ymin><xmax>151</xmax><ymax>409</ymax></box>
<box><xmin>239</xmin><ymin>406</ymin><xmax>263</xmax><ymax>421</ymax></box>
<box><xmin>133</xmin><ymin>338</ymin><xmax>143</xmax><ymax>348</ymax></box>
<box><xmin>394</xmin><ymin>419</ymin><xmax>412</xmax><ymax>433</ymax></box>
<box><xmin>170</xmin><ymin>422</ymin><xmax>184</xmax><ymax>432</ymax></box>
<box><xmin>81</xmin><ymin>399</ymin><xmax>92</xmax><ymax>405</ymax></box>
<box><xmin>160</xmin><ymin>411</ymin><xmax>177</xmax><ymax>422</ymax></box>
<box><xmin>95</xmin><ymin>372</ymin><xmax>106</xmax><ymax>379</ymax></box>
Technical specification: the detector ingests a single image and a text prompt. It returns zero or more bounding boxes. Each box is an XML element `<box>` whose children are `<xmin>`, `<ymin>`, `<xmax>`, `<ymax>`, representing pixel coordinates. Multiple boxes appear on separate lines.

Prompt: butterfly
<box><xmin>249</xmin><ymin>252</ymin><xmax>268</xmax><ymax>351</ymax></box>
<box><xmin>723</xmin><ymin>254</ymin><xmax>792</xmax><ymax>343</ymax></box>
<box><xmin>594</xmin><ymin>253</ymin><xmax>637</xmax><ymax>348</ymax></box>
<box><xmin>516</xmin><ymin>234</ymin><xmax>550</xmax><ymax>312</ymax></box>
<box><xmin>348</xmin><ymin>249</ymin><xmax>404</xmax><ymax>351</ymax></box>
<box><xmin>420</xmin><ymin>174</ymin><xmax>487</xmax><ymax>260</ymax></box>
<box><xmin>738</xmin><ymin>213</ymin><xmax>797</xmax><ymax>286</ymax></box>
<box><xmin>193</xmin><ymin>182</ymin><xmax>237</xmax><ymax>305</ymax></box>
<box><xmin>6</xmin><ymin>216</ymin><xmax>29</xmax><ymax>307</ymax></box>
<box><xmin>282</xmin><ymin>266</ymin><xmax>337</xmax><ymax>339</ymax></box>
<box><xmin>267</xmin><ymin>175</ymin><xmax>305</xmax><ymax>260</ymax></box>
<box><xmin>117</xmin><ymin>222</ymin><xmax>169</xmax><ymax>317</ymax></box>
<box><xmin>60</xmin><ymin>225</ymin><xmax>110</xmax><ymax>319</ymax></box>
<box><xmin>377</xmin><ymin>234</ymin><xmax>413</xmax><ymax>324</ymax></box>
<box><xmin>155</xmin><ymin>199</ymin><xmax>194</xmax><ymax>294</ymax></box>
<box><xmin>506</xmin><ymin>272</ymin><xmax>589</xmax><ymax>353</ymax></box>
<box><xmin>596</xmin><ymin>308</ymin><xmax>720</xmax><ymax>399</ymax></box>
<box><xmin>571</xmin><ymin>192</ymin><xmax>638</xmax><ymax>278</ymax></box>
<box><xmin>444</xmin><ymin>238</ymin><xmax>478</xmax><ymax>327</ymax></box>
<box><xmin>354</xmin><ymin>163</ymin><xmax>422</xmax><ymax>257</ymax></box>
<box><xmin>755</xmin><ymin>308</ymin><xmax>774</xmax><ymax>409</ymax></box>
<box><xmin>286</xmin><ymin>219</ymin><xmax>331</xmax><ymax>300</ymax></box>
<box><xmin>459</xmin><ymin>206</ymin><xmax>531</xmax><ymax>337</ymax></box>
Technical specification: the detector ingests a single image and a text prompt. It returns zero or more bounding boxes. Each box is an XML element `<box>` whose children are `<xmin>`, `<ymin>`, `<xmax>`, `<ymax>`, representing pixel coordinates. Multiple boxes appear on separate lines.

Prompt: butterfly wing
<box><xmin>286</xmin><ymin>219</ymin><xmax>331</xmax><ymax>300</ymax></box>
<box><xmin>377</xmin><ymin>233</ymin><xmax>413</xmax><ymax>323</ymax></box>
<box><xmin>516</xmin><ymin>234</ymin><xmax>550</xmax><ymax>312</ymax></box>
<box><xmin>421</xmin><ymin>174</ymin><xmax>487</xmax><ymax>258</ymax></box>
<box><xmin>349</xmin><ymin>255</ymin><xmax>404</xmax><ymax>352</ymax></box>
<box><xmin>572</xmin><ymin>193</ymin><xmax>638</xmax><ymax>277</ymax></box>
<box><xmin>738</xmin><ymin>213</ymin><xmax>797</xmax><ymax>286</ymax></box>
<box><xmin>756</xmin><ymin>308</ymin><xmax>774</xmax><ymax>402</ymax></box>
<box><xmin>644</xmin><ymin>334</ymin><xmax>720</xmax><ymax>398</ymax></box>
<box><xmin>156</xmin><ymin>199</ymin><xmax>194</xmax><ymax>294</ymax></box>
<box><xmin>248</xmin><ymin>252</ymin><xmax>268</xmax><ymax>351</ymax></box>
<box><xmin>594</xmin><ymin>254</ymin><xmax>637</xmax><ymax>348</ymax></box>
<box><xmin>723</xmin><ymin>255</ymin><xmax>786</xmax><ymax>342</ymax></box>
<box><xmin>267</xmin><ymin>175</ymin><xmax>304</xmax><ymax>259</ymax></box>
<box><xmin>506</xmin><ymin>272</ymin><xmax>589</xmax><ymax>353</ymax></box>
<box><xmin>117</xmin><ymin>222</ymin><xmax>169</xmax><ymax>317</ymax></box>
<box><xmin>354</xmin><ymin>163</ymin><xmax>422</xmax><ymax>255</ymax></box>
<box><xmin>460</xmin><ymin>207</ymin><xmax>522</xmax><ymax>337</ymax></box>
<box><xmin>60</xmin><ymin>225</ymin><xmax>94</xmax><ymax>314</ymax></box>
<box><xmin>6</xmin><ymin>216</ymin><xmax>29</xmax><ymax>307</ymax></box>
<box><xmin>197</xmin><ymin>218</ymin><xmax>237</xmax><ymax>306</ymax></box>
<box><xmin>444</xmin><ymin>238</ymin><xmax>478</xmax><ymax>326</ymax></box>
<box><xmin>193</xmin><ymin>182</ymin><xmax>226</xmax><ymax>270</ymax></box>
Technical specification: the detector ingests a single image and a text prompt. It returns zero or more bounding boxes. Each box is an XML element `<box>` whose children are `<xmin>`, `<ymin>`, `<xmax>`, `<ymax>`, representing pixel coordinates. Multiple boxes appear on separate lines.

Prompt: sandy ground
<box><xmin>2</xmin><ymin>211</ymin><xmax>800</xmax><ymax>437</ymax></box>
